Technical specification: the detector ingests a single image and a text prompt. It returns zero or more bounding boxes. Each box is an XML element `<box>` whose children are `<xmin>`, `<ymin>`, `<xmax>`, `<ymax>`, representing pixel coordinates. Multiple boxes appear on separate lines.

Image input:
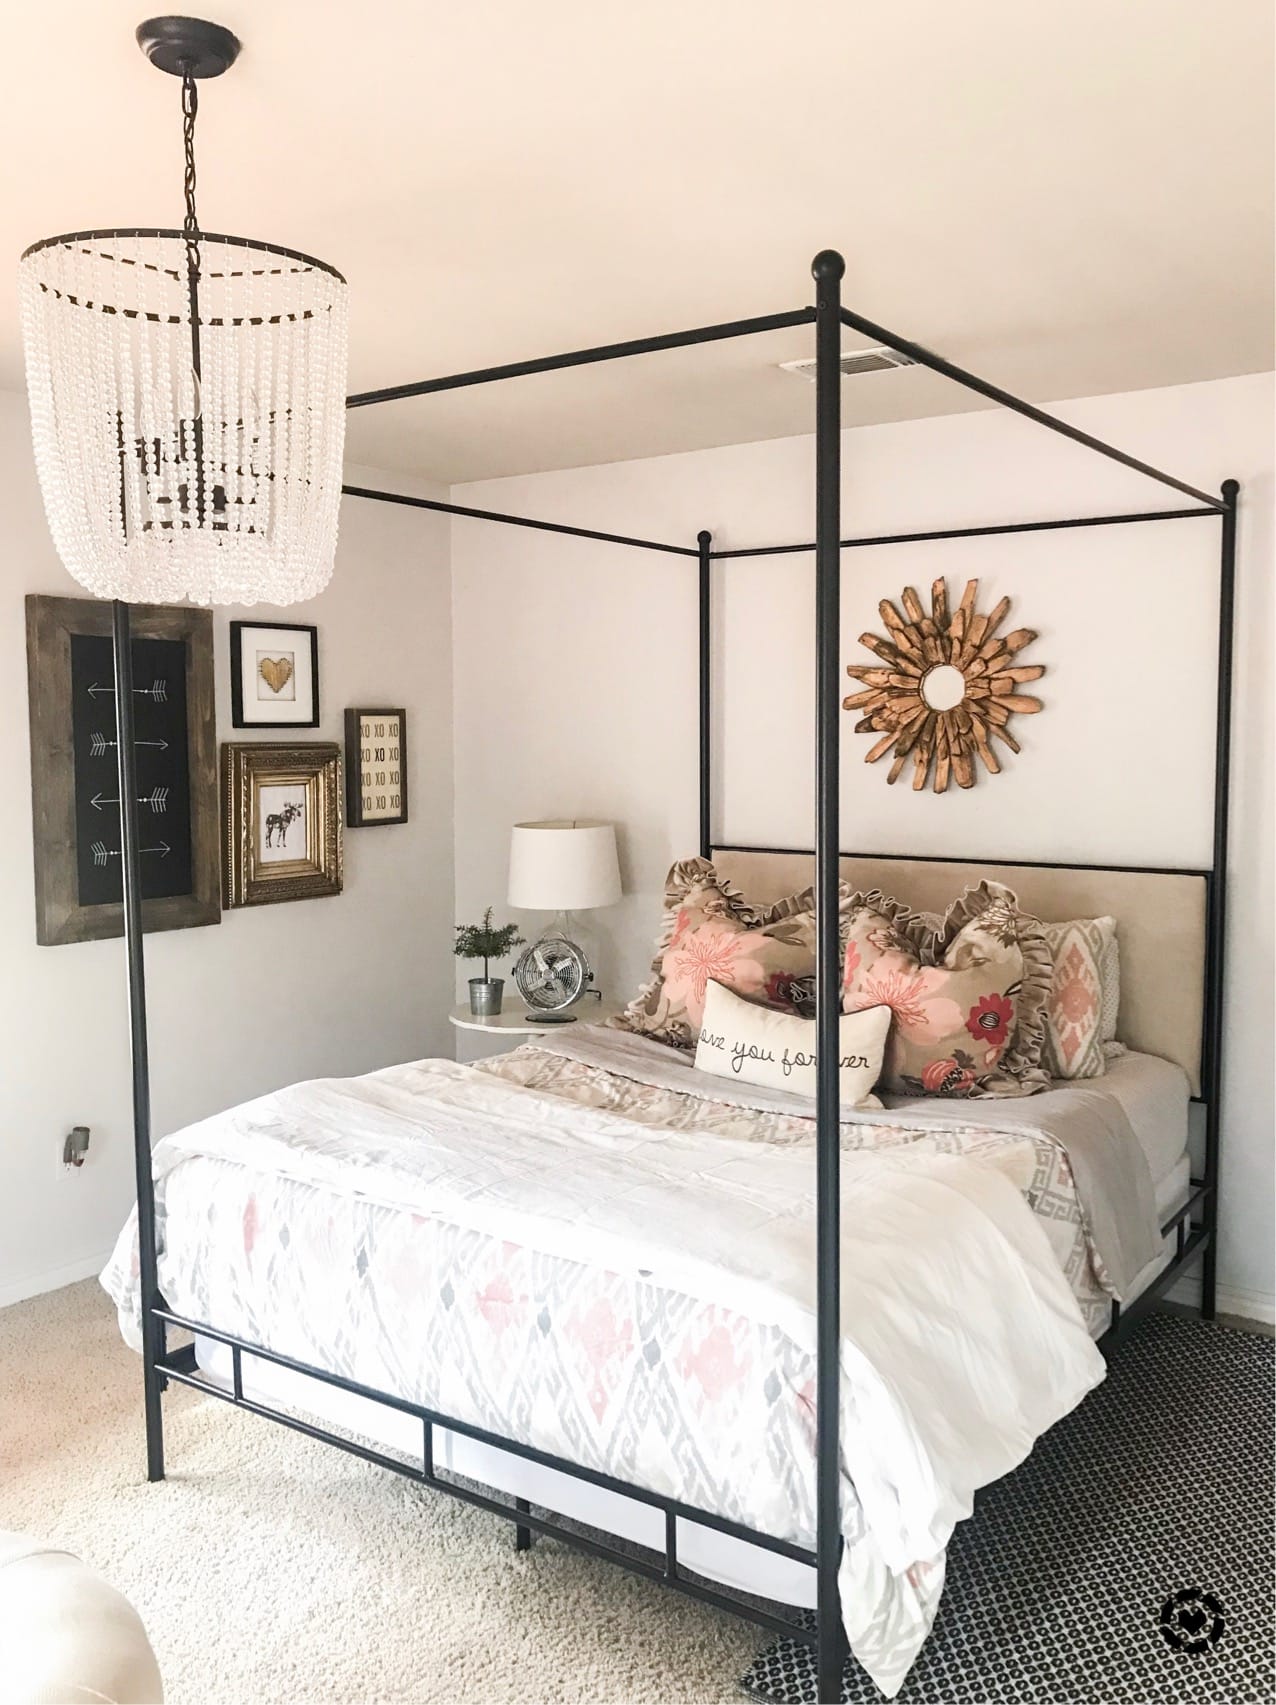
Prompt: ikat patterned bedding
<box><xmin>102</xmin><ymin>1032</ymin><xmax>1158</xmax><ymax>1696</ymax></box>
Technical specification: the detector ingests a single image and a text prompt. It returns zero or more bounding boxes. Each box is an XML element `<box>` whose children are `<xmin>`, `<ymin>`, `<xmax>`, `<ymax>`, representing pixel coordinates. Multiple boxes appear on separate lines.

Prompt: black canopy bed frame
<box><xmin>110</xmin><ymin>249</ymin><xmax>1239</xmax><ymax>1704</ymax></box>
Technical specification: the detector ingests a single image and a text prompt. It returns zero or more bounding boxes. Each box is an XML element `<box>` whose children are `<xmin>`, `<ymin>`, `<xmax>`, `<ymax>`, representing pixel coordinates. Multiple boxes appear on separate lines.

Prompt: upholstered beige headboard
<box><xmin>713</xmin><ymin>847</ymin><xmax>1209</xmax><ymax>1094</ymax></box>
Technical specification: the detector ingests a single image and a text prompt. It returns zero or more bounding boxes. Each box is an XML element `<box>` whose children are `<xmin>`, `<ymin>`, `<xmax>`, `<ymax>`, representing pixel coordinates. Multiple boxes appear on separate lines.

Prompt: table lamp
<box><xmin>508</xmin><ymin>820</ymin><xmax>621</xmax><ymax>1020</ymax></box>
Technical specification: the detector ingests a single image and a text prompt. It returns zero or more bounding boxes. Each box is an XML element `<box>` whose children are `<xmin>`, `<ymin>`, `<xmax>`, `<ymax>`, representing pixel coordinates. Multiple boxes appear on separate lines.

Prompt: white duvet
<box><xmin>107</xmin><ymin>1055</ymin><xmax>1104</xmax><ymax>1694</ymax></box>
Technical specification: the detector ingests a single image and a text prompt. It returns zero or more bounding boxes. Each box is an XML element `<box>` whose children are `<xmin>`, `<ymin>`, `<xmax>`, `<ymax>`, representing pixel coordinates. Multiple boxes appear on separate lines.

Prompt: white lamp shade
<box><xmin>508</xmin><ymin>820</ymin><xmax>621</xmax><ymax>911</ymax></box>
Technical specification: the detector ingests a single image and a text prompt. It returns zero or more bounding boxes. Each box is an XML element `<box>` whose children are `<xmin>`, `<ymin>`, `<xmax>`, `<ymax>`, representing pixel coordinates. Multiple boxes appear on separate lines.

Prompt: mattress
<box><xmin>1088</xmin><ymin>1050</ymin><xmax>1191</xmax><ymax>1188</ymax></box>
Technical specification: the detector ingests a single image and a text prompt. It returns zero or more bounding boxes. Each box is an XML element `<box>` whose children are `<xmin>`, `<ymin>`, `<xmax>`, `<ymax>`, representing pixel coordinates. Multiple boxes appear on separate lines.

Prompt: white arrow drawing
<box><xmin>89</xmin><ymin>733</ymin><xmax>169</xmax><ymax>756</ymax></box>
<box><xmin>91</xmin><ymin>840</ymin><xmax>171</xmax><ymax>866</ymax></box>
<box><xmin>86</xmin><ymin>680</ymin><xmax>168</xmax><ymax>702</ymax></box>
<box><xmin>89</xmin><ymin>788</ymin><xmax>169</xmax><ymax>814</ymax></box>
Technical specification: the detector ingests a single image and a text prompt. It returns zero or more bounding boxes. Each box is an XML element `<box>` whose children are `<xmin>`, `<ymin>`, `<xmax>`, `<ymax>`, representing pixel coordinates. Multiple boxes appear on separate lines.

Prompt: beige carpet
<box><xmin>0</xmin><ymin>1280</ymin><xmax>761</xmax><ymax>1704</ymax></box>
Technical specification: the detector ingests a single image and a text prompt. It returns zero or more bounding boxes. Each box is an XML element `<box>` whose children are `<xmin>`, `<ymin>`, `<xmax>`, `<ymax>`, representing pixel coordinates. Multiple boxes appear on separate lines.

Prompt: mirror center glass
<box><xmin>921</xmin><ymin>664</ymin><xmax>966</xmax><ymax>711</ymax></box>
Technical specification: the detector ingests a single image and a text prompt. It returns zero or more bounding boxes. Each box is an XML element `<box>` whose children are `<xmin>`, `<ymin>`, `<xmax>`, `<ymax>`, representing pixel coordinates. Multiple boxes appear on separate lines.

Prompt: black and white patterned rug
<box><xmin>740</xmin><ymin>1313</ymin><xmax>1274</xmax><ymax>1704</ymax></box>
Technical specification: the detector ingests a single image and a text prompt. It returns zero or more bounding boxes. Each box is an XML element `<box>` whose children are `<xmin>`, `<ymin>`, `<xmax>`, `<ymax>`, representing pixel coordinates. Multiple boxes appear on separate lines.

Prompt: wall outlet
<box><xmin>63</xmin><ymin>1125</ymin><xmax>90</xmax><ymax>1168</ymax></box>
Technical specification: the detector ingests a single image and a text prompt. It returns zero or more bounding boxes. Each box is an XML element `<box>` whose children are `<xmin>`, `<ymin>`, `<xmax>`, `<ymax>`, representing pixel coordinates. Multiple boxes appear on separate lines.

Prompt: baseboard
<box><xmin>0</xmin><ymin>1248</ymin><xmax>114</xmax><ymax>1311</ymax></box>
<box><xmin>1166</xmin><ymin>1273</ymin><xmax>1276</xmax><ymax>1326</ymax></box>
<box><xmin>1216</xmin><ymin>1285</ymin><xmax>1276</xmax><ymax>1326</ymax></box>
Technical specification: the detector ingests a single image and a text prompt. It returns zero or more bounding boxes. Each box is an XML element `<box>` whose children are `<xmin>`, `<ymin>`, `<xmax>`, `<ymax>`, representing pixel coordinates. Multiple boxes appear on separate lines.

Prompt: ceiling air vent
<box><xmin>778</xmin><ymin>347</ymin><xmax>918</xmax><ymax>381</ymax></box>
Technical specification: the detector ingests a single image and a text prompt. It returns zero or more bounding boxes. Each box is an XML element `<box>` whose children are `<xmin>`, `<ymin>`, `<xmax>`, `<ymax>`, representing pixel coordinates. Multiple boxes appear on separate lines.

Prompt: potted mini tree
<box><xmin>454</xmin><ymin>907</ymin><xmax>525</xmax><ymax>1017</ymax></box>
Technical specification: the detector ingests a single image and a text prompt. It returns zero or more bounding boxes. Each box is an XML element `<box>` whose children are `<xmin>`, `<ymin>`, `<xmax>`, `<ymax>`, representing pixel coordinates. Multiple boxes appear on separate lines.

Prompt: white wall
<box><xmin>0</xmin><ymin>390</ymin><xmax>454</xmax><ymax>1306</ymax></box>
<box><xmin>451</xmin><ymin>372</ymin><xmax>1274</xmax><ymax>1316</ymax></box>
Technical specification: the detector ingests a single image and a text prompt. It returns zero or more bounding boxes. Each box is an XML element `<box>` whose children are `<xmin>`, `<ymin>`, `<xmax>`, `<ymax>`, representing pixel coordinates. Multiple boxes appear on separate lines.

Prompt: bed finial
<box><xmin>811</xmin><ymin>249</ymin><xmax>845</xmax><ymax>281</ymax></box>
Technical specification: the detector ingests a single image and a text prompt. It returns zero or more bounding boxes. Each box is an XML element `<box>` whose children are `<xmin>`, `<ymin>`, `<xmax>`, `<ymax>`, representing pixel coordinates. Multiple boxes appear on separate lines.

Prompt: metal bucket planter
<box><xmin>468</xmin><ymin>978</ymin><xmax>504</xmax><ymax>1018</ymax></box>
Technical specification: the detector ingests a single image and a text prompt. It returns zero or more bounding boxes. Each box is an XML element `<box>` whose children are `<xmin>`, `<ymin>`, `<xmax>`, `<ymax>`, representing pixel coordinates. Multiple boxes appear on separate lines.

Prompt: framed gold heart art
<box><xmin>230</xmin><ymin>620</ymin><xmax>320</xmax><ymax>728</ymax></box>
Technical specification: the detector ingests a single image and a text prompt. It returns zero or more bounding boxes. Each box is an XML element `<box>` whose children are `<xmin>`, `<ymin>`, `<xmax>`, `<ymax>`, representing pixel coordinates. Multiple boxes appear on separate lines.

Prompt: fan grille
<box><xmin>514</xmin><ymin>936</ymin><xmax>590</xmax><ymax>1011</ymax></box>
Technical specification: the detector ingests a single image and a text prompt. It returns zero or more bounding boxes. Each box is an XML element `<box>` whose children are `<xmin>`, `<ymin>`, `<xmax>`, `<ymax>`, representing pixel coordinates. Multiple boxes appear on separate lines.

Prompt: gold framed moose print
<box><xmin>221</xmin><ymin>742</ymin><xmax>343</xmax><ymax>907</ymax></box>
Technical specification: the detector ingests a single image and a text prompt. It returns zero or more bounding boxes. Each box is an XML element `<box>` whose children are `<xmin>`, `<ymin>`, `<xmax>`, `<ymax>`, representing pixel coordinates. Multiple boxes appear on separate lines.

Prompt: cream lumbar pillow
<box><xmin>695</xmin><ymin>978</ymin><xmax>890</xmax><ymax>1107</ymax></box>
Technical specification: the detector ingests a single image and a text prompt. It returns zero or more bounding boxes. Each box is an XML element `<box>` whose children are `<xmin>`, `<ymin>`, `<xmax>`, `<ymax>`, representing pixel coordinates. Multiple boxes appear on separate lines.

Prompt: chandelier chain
<box><xmin>181</xmin><ymin>69</ymin><xmax>201</xmax><ymax>282</ymax></box>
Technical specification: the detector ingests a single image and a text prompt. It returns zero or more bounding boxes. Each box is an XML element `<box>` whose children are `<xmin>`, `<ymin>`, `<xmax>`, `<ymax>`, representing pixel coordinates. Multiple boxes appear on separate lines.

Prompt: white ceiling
<box><xmin>2</xmin><ymin>0</ymin><xmax>1272</xmax><ymax>484</ymax></box>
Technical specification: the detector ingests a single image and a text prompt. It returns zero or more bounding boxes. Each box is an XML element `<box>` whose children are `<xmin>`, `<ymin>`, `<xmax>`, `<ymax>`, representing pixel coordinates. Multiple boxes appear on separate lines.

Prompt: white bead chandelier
<box><xmin>19</xmin><ymin>18</ymin><xmax>347</xmax><ymax>608</ymax></box>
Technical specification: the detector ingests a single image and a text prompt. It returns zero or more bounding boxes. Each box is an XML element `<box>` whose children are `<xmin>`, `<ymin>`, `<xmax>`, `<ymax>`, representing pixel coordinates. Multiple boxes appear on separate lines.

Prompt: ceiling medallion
<box><xmin>843</xmin><ymin>577</ymin><xmax>1045</xmax><ymax>792</ymax></box>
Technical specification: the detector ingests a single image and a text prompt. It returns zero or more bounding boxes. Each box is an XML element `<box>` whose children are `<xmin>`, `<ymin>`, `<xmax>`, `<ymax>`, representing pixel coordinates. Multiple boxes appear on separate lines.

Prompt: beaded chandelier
<box><xmin>19</xmin><ymin>18</ymin><xmax>348</xmax><ymax>608</ymax></box>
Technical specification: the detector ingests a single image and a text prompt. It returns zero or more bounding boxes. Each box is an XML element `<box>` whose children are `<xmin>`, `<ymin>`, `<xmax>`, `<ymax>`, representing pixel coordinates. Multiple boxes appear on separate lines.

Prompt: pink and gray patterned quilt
<box><xmin>103</xmin><ymin>1030</ymin><xmax>1155</xmax><ymax>1696</ymax></box>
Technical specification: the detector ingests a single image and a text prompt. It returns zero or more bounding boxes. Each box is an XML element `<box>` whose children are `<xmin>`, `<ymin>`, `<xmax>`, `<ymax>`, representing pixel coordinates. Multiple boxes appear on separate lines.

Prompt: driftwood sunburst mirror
<box><xmin>843</xmin><ymin>577</ymin><xmax>1045</xmax><ymax>792</ymax></box>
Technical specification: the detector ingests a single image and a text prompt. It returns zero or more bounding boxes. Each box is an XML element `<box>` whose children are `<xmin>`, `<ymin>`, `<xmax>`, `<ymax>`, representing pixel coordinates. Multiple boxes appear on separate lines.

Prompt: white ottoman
<box><xmin>0</xmin><ymin>1533</ymin><xmax>163</xmax><ymax>1704</ymax></box>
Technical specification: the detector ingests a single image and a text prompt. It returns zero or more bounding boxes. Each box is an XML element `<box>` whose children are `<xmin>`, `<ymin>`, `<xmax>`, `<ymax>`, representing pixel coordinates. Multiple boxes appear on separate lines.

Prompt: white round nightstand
<box><xmin>448</xmin><ymin>1003</ymin><xmax>620</xmax><ymax>1036</ymax></box>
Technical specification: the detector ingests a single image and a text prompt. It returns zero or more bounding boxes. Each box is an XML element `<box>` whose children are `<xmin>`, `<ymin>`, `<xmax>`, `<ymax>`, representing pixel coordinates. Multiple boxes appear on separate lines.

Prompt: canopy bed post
<box><xmin>1201</xmin><ymin>476</ymin><xmax>1239</xmax><ymax>1319</ymax></box>
<box><xmin>812</xmin><ymin>247</ymin><xmax>848</xmax><ymax>1705</ymax></box>
<box><xmin>20</xmin><ymin>14</ymin><xmax>347</xmax><ymax>1489</ymax></box>
<box><xmin>699</xmin><ymin>529</ymin><xmax>713</xmax><ymax>859</ymax></box>
<box><xmin>112</xmin><ymin>599</ymin><xmax>166</xmax><ymax>1483</ymax></box>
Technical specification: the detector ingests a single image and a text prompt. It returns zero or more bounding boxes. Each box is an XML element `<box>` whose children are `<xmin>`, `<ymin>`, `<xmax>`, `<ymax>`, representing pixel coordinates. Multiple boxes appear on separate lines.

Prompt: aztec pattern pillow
<box><xmin>1040</xmin><ymin>916</ymin><xmax>1120</xmax><ymax>1079</ymax></box>
<box><xmin>611</xmin><ymin>857</ymin><xmax>820</xmax><ymax>1050</ymax></box>
<box><xmin>841</xmin><ymin>881</ymin><xmax>1052</xmax><ymax>1098</ymax></box>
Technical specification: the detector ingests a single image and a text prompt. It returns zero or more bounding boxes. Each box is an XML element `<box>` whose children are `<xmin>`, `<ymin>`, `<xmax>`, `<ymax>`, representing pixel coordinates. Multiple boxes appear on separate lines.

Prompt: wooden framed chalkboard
<box><xmin>25</xmin><ymin>595</ymin><xmax>221</xmax><ymax>945</ymax></box>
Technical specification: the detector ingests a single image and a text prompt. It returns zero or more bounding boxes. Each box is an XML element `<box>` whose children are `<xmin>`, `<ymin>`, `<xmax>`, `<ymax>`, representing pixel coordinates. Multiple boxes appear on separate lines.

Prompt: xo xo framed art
<box><xmin>344</xmin><ymin>708</ymin><xmax>408</xmax><ymax>827</ymax></box>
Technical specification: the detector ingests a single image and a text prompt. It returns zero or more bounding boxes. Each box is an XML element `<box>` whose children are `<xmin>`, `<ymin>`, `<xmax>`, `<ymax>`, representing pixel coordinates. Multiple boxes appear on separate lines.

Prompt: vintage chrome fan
<box><xmin>514</xmin><ymin>934</ymin><xmax>591</xmax><ymax>1017</ymax></box>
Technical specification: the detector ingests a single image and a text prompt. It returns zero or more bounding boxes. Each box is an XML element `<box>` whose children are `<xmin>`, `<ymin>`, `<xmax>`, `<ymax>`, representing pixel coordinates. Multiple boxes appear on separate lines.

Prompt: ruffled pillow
<box><xmin>610</xmin><ymin>857</ymin><xmax>820</xmax><ymax>1050</ymax></box>
<box><xmin>840</xmin><ymin>880</ymin><xmax>1052</xmax><ymax>1098</ymax></box>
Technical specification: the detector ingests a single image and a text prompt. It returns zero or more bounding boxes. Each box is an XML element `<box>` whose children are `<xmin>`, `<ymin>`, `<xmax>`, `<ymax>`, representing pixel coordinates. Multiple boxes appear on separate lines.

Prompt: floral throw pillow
<box><xmin>1041</xmin><ymin>916</ymin><xmax>1118</xmax><ymax>1079</ymax></box>
<box><xmin>841</xmin><ymin>881</ymin><xmax>1052</xmax><ymax>1098</ymax></box>
<box><xmin>610</xmin><ymin>858</ymin><xmax>819</xmax><ymax>1049</ymax></box>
